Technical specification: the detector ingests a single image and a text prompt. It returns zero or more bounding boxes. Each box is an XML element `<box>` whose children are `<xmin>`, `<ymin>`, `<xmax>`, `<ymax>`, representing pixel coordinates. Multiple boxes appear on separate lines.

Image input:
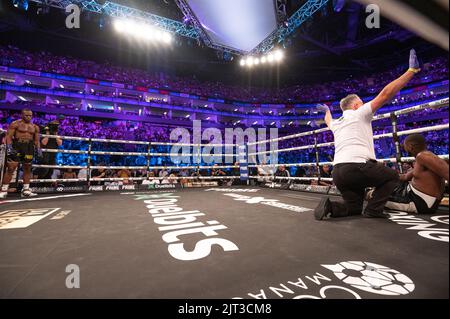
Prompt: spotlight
<box><xmin>267</xmin><ymin>53</ymin><xmax>274</xmax><ymax>63</ymax></box>
<box><xmin>261</xmin><ymin>56</ymin><xmax>267</xmax><ymax>64</ymax></box>
<box><xmin>155</xmin><ymin>30</ymin><xmax>163</xmax><ymax>41</ymax></box>
<box><xmin>114</xmin><ymin>20</ymin><xmax>125</xmax><ymax>32</ymax></box>
<box><xmin>163</xmin><ymin>32</ymin><xmax>172</xmax><ymax>44</ymax></box>
<box><xmin>124</xmin><ymin>20</ymin><xmax>139</xmax><ymax>35</ymax></box>
<box><xmin>274</xmin><ymin>50</ymin><xmax>284</xmax><ymax>61</ymax></box>
<box><xmin>246</xmin><ymin>57</ymin><xmax>254</xmax><ymax>67</ymax></box>
<box><xmin>240</xmin><ymin>59</ymin><xmax>246</xmax><ymax>67</ymax></box>
<box><xmin>254</xmin><ymin>58</ymin><xmax>260</xmax><ymax>65</ymax></box>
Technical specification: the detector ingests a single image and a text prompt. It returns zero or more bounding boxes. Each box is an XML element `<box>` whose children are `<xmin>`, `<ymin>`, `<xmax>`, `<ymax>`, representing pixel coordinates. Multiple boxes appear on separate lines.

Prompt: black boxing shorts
<box><xmin>9</xmin><ymin>139</ymin><xmax>35</xmax><ymax>164</ymax></box>
<box><xmin>385</xmin><ymin>181</ymin><xmax>440</xmax><ymax>214</ymax></box>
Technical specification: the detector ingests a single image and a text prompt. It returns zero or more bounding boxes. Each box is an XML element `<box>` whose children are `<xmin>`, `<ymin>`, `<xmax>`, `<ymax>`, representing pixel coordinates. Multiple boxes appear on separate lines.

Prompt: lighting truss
<box><xmin>28</xmin><ymin>0</ymin><xmax>200</xmax><ymax>39</ymax></box>
<box><xmin>174</xmin><ymin>0</ymin><xmax>212</xmax><ymax>47</ymax></box>
<box><xmin>275</xmin><ymin>0</ymin><xmax>287</xmax><ymax>26</ymax></box>
<box><xmin>174</xmin><ymin>0</ymin><xmax>247</xmax><ymax>56</ymax></box>
<box><xmin>251</xmin><ymin>0</ymin><xmax>330</xmax><ymax>54</ymax></box>
<box><xmin>28</xmin><ymin>0</ymin><xmax>328</xmax><ymax>56</ymax></box>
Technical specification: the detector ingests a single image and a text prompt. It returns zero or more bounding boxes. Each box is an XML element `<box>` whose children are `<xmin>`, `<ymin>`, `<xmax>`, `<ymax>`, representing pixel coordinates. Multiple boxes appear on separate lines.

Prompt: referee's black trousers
<box><xmin>330</xmin><ymin>160</ymin><xmax>399</xmax><ymax>216</ymax></box>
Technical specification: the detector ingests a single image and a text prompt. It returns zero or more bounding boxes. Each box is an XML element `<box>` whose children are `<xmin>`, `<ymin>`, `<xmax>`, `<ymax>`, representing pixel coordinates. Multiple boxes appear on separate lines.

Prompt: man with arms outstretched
<box><xmin>314</xmin><ymin>49</ymin><xmax>421</xmax><ymax>220</ymax></box>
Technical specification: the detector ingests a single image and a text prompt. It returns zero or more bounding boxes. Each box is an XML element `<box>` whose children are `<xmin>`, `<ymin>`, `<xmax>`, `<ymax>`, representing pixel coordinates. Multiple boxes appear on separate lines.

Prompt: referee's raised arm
<box><xmin>370</xmin><ymin>49</ymin><xmax>421</xmax><ymax>113</ymax></box>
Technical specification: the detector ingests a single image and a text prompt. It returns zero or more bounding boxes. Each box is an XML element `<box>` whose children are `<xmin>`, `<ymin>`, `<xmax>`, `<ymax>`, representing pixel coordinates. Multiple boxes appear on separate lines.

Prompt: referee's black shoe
<box><xmin>363</xmin><ymin>210</ymin><xmax>389</xmax><ymax>219</ymax></box>
<box><xmin>314</xmin><ymin>197</ymin><xmax>332</xmax><ymax>220</ymax></box>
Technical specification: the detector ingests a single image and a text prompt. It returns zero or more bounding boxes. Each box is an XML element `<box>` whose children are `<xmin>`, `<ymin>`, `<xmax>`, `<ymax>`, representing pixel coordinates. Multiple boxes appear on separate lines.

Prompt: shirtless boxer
<box><xmin>0</xmin><ymin>109</ymin><xmax>41</xmax><ymax>198</ymax></box>
<box><xmin>385</xmin><ymin>134</ymin><xmax>449</xmax><ymax>214</ymax></box>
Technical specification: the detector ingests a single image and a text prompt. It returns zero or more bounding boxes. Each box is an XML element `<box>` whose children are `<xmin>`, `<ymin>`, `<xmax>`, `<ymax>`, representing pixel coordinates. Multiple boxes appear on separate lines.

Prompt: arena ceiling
<box><xmin>185</xmin><ymin>0</ymin><xmax>278</xmax><ymax>53</ymax></box>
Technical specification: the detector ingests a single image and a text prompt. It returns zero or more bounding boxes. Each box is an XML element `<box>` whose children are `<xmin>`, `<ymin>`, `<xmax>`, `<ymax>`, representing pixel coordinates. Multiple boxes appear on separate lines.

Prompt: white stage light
<box><xmin>246</xmin><ymin>57</ymin><xmax>254</xmax><ymax>67</ymax></box>
<box><xmin>274</xmin><ymin>50</ymin><xmax>283</xmax><ymax>61</ymax></box>
<box><xmin>240</xmin><ymin>59</ymin><xmax>246</xmax><ymax>67</ymax></box>
<box><xmin>154</xmin><ymin>30</ymin><xmax>163</xmax><ymax>41</ymax></box>
<box><xmin>114</xmin><ymin>20</ymin><xmax>125</xmax><ymax>32</ymax></box>
<box><xmin>141</xmin><ymin>25</ymin><xmax>154</xmax><ymax>40</ymax></box>
<box><xmin>254</xmin><ymin>58</ymin><xmax>260</xmax><ymax>65</ymax></box>
<box><xmin>267</xmin><ymin>53</ymin><xmax>274</xmax><ymax>63</ymax></box>
<box><xmin>163</xmin><ymin>32</ymin><xmax>172</xmax><ymax>43</ymax></box>
<box><xmin>261</xmin><ymin>56</ymin><xmax>267</xmax><ymax>64</ymax></box>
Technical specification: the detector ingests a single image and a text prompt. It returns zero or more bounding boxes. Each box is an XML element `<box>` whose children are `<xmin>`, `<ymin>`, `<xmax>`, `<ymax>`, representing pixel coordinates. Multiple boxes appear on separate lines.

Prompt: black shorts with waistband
<box><xmin>389</xmin><ymin>181</ymin><xmax>440</xmax><ymax>214</ymax></box>
<box><xmin>9</xmin><ymin>140</ymin><xmax>35</xmax><ymax>164</ymax></box>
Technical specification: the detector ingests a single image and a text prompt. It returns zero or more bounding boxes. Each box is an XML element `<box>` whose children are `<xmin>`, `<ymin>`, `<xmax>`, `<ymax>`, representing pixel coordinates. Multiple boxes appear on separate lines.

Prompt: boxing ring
<box><xmin>0</xmin><ymin>98</ymin><xmax>448</xmax><ymax>299</ymax></box>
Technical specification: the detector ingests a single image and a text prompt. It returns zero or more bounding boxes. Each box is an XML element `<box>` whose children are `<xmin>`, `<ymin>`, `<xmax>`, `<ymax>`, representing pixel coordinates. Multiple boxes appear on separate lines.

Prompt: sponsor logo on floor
<box><xmin>233</xmin><ymin>261</ymin><xmax>415</xmax><ymax>299</ymax></box>
<box><xmin>50</xmin><ymin>210</ymin><xmax>72</xmax><ymax>220</ymax></box>
<box><xmin>0</xmin><ymin>208</ymin><xmax>61</xmax><ymax>229</ymax></box>
<box><xmin>134</xmin><ymin>193</ymin><xmax>239</xmax><ymax>261</ymax></box>
<box><xmin>223</xmin><ymin>193</ymin><xmax>312</xmax><ymax>213</ymax></box>
<box><xmin>388</xmin><ymin>211</ymin><xmax>449</xmax><ymax>243</ymax></box>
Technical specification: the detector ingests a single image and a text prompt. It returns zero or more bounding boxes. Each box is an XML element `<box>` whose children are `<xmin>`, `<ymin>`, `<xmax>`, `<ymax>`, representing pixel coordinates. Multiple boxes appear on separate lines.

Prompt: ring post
<box><xmin>87</xmin><ymin>138</ymin><xmax>92</xmax><ymax>185</ymax></box>
<box><xmin>238</xmin><ymin>144</ymin><xmax>249</xmax><ymax>185</ymax></box>
<box><xmin>146</xmin><ymin>142</ymin><xmax>151</xmax><ymax>178</ymax></box>
<box><xmin>0</xmin><ymin>138</ymin><xmax>5</xmax><ymax>187</ymax></box>
<box><xmin>313</xmin><ymin>130</ymin><xmax>321</xmax><ymax>183</ymax></box>
<box><xmin>390</xmin><ymin>112</ymin><xmax>403</xmax><ymax>173</ymax></box>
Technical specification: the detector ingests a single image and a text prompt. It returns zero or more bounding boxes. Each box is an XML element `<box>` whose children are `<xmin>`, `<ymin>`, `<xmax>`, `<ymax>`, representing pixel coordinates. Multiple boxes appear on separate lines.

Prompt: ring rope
<box><xmin>25</xmin><ymin>176</ymin><xmax>240</xmax><ymax>183</ymax></box>
<box><xmin>249</xmin><ymin>176</ymin><xmax>334</xmax><ymax>182</ymax></box>
<box><xmin>41</xmin><ymin>134</ymin><xmax>237</xmax><ymax>147</ymax></box>
<box><xmin>249</xmin><ymin>155</ymin><xmax>449</xmax><ymax>169</ymax></box>
<box><xmin>248</xmin><ymin>123</ymin><xmax>449</xmax><ymax>156</ymax></box>
<box><xmin>31</xmin><ymin>164</ymin><xmax>239</xmax><ymax>170</ymax></box>
<box><xmin>248</xmin><ymin>98</ymin><xmax>449</xmax><ymax>146</ymax></box>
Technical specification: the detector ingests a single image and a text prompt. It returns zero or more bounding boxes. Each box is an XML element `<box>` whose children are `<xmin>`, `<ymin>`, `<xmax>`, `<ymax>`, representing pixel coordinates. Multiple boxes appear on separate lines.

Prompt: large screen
<box><xmin>186</xmin><ymin>0</ymin><xmax>278</xmax><ymax>52</ymax></box>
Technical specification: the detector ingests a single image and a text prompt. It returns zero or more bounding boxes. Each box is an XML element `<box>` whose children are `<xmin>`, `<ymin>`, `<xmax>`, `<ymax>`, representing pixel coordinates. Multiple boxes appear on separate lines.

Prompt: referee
<box><xmin>314</xmin><ymin>49</ymin><xmax>421</xmax><ymax>220</ymax></box>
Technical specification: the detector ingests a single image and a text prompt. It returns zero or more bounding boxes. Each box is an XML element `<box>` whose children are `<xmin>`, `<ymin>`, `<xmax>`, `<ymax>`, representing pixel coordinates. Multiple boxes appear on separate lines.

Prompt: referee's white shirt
<box><xmin>330</xmin><ymin>102</ymin><xmax>376</xmax><ymax>165</ymax></box>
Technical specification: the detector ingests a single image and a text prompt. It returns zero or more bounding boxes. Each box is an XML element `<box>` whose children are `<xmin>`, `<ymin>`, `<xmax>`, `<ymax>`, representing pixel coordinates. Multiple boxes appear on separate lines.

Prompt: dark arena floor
<box><xmin>0</xmin><ymin>187</ymin><xmax>448</xmax><ymax>299</ymax></box>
